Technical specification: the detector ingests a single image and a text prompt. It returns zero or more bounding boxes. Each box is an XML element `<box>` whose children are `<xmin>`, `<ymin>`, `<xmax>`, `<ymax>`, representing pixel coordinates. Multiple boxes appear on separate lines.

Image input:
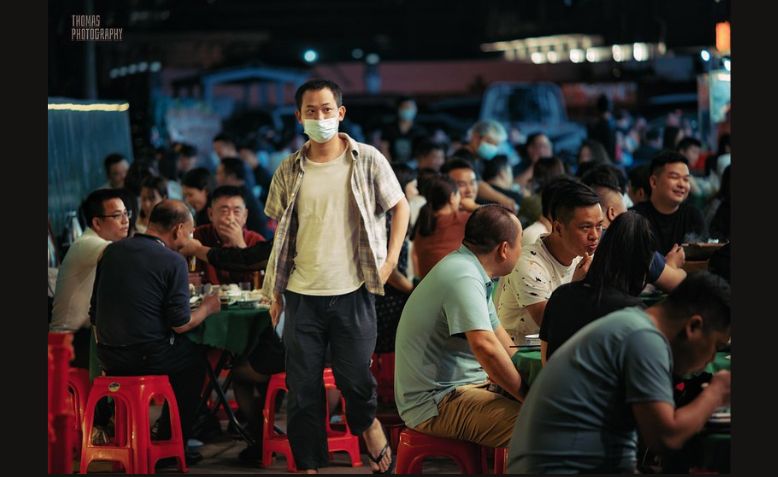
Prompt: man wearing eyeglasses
<box><xmin>192</xmin><ymin>185</ymin><xmax>266</xmax><ymax>285</ymax></box>
<box><xmin>50</xmin><ymin>189</ymin><xmax>131</xmax><ymax>369</ymax></box>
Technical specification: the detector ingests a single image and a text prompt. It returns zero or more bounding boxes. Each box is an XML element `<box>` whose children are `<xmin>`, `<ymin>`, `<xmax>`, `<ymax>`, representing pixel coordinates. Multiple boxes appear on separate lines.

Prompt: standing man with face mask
<box><xmin>380</xmin><ymin>96</ymin><xmax>428</xmax><ymax>164</ymax></box>
<box><xmin>262</xmin><ymin>79</ymin><xmax>409</xmax><ymax>474</ymax></box>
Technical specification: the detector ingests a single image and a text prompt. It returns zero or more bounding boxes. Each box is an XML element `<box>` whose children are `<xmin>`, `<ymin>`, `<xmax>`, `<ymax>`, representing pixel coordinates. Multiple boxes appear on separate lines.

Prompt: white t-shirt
<box><xmin>50</xmin><ymin>228</ymin><xmax>110</xmax><ymax>331</ymax></box>
<box><xmin>496</xmin><ymin>235</ymin><xmax>580</xmax><ymax>341</ymax></box>
<box><xmin>408</xmin><ymin>194</ymin><xmax>427</xmax><ymax>229</ymax></box>
<box><xmin>521</xmin><ymin>221</ymin><xmax>550</xmax><ymax>247</ymax></box>
<box><xmin>286</xmin><ymin>149</ymin><xmax>364</xmax><ymax>295</ymax></box>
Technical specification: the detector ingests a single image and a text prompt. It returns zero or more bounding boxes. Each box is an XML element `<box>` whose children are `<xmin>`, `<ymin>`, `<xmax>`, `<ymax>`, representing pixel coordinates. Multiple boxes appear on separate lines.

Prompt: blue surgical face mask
<box><xmin>398</xmin><ymin>108</ymin><xmax>417</xmax><ymax>122</ymax></box>
<box><xmin>303</xmin><ymin>117</ymin><xmax>339</xmax><ymax>143</ymax></box>
<box><xmin>477</xmin><ymin>141</ymin><xmax>499</xmax><ymax>160</ymax></box>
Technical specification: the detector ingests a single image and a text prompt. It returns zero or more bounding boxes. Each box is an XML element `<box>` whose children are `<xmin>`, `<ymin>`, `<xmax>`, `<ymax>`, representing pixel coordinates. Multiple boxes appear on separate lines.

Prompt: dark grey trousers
<box><xmin>283</xmin><ymin>285</ymin><xmax>378</xmax><ymax>470</ymax></box>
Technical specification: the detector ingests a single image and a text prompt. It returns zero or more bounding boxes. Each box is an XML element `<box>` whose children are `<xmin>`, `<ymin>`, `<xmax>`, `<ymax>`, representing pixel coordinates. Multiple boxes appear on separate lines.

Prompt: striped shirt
<box><xmin>261</xmin><ymin>133</ymin><xmax>405</xmax><ymax>297</ymax></box>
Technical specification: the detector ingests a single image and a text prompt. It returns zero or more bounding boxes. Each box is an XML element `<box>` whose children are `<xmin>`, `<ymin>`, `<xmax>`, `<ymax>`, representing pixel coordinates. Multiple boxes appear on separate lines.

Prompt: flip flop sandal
<box><xmin>367</xmin><ymin>441</ymin><xmax>395</xmax><ymax>474</ymax></box>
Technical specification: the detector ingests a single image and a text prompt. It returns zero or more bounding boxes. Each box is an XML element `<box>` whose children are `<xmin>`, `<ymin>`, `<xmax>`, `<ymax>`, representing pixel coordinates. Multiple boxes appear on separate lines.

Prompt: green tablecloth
<box><xmin>185</xmin><ymin>307</ymin><xmax>271</xmax><ymax>355</ymax></box>
<box><xmin>88</xmin><ymin>307</ymin><xmax>271</xmax><ymax>381</ymax></box>
<box><xmin>508</xmin><ymin>350</ymin><xmax>729</xmax><ymax>390</ymax></box>
<box><xmin>511</xmin><ymin>349</ymin><xmax>543</xmax><ymax>387</ymax></box>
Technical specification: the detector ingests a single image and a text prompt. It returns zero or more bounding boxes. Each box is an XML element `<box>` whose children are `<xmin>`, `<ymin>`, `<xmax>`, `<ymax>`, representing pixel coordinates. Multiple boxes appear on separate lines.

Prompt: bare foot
<box><xmin>301</xmin><ymin>470</ymin><xmax>317</xmax><ymax>474</ymax></box>
<box><xmin>362</xmin><ymin>418</ymin><xmax>391</xmax><ymax>473</ymax></box>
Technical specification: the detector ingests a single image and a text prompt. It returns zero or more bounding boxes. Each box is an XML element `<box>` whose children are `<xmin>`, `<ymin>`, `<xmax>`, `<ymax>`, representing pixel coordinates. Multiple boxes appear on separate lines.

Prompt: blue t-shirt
<box><xmin>508</xmin><ymin>307</ymin><xmax>675</xmax><ymax>474</ymax></box>
<box><xmin>91</xmin><ymin>234</ymin><xmax>190</xmax><ymax>346</ymax></box>
<box><xmin>394</xmin><ymin>245</ymin><xmax>499</xmax><ymax>428</ymax></box>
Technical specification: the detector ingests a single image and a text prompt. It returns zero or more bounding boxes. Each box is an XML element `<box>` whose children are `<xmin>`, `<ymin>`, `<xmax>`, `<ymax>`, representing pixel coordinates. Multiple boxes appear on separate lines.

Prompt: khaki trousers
<box><xmin>413</xmin><ymin>382</ymin><xmax>522</xmax><ymax>449</ymax></box>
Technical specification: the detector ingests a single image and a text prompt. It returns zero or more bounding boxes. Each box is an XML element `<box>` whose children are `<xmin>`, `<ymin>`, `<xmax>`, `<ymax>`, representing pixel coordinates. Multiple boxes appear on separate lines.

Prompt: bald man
<box><xmin>91</xmin><ymin>199</ymin><xmax>221</xmax><ymax>465</ymax></box>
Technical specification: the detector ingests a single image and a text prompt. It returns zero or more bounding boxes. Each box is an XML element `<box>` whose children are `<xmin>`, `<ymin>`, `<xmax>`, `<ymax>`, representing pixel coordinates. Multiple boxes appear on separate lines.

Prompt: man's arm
<box><xmin>180</xmin><ymin>237</ymin><xmax>273</xmax><ymax>271</ymax></box>
<box><xmin>633</xmin><ymin>370</ymin><xmax>730</xmax><ymax>451</ymax></box>
<box><xmin>494</xmin><ymin>324</ymin><xmax>516</xmax><ymax>357</ymax></box>
<box><xmin>386</xmin><ymin>268</ymin><xmax>414</xmax><ymax>294</ymax></box>
<box><xmin>525</xmin><ymin>301</ymin><xmax>547</xmax><ymax>328</ymax></box>
<box><xmin>465</xmin><ymin>329</ymin><xmax>523</xmax><ymax>401</ymax></box>
<box><xmin>477</xmin><ymin>181</ymin><xmax>517</xmax><ymax>211</ymax></box>
<box><xmin>653</xmin><ymin>264</ymin><xmax>686</xmax><ymax>292</ymax></box>
<box><xmin>379</xmin><ymin>197</ymin><xmax>410</xmax><ymax>284</ymax></box>
<box><xmin>540</xmin><ymin>340</ymin><xmax>548</xmax><ymax>366</ymax></box>
<box><xmin>172</xmin><ymin>294</ymin><xmax>221</xmax><ymax>334</ymax></box>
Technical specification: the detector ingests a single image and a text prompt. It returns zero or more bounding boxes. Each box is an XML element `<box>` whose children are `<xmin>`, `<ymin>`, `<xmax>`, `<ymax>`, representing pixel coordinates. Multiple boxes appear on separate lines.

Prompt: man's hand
<box><xmin>270</xmin><ymin>295</ymin><xmax>284</xmax><ymax>327</ymax></box>
<box><xmin>460</xmin><ymin>197</ymin><xmax>479</xmax><ymax>212</ymax></box>
<box><xmin>665</xmin><ymin>243</ymin><xmax>686</xmax><ymax>268</ymax></box>
<box><xmin>378</xmin><ymin>259</ymin><xmax>396</xmax><ymax>285</ymax></box>
<box><xmin>179</xmin><ymin>237</ymin><xmax>203</xmax><ymax>257</ymax></box>
<box><xmin>706</xmin><ymin>370</ymin><xmax>731</xmax><ymax>407</ymax></box>
<box><xmin>572</xmin><ymin>252</ymin><xmax>592</xmax><ymax>282</ymax></box>
<box><xmin>217</xmin><ymin>219</ymin><xmax>247</xmax><ymax>248</ymax></box>
<box><xmin>201</xmin><ymin>293</ymin><xmax>222</xmax><ymax>316</ymax></box>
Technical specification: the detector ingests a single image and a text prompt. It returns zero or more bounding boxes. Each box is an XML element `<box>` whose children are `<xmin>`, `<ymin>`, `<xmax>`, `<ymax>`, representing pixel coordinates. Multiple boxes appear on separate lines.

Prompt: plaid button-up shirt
<box><xmin>261</xmin><ymin>133</ymin><xmax>405</xmax><ymax>298</ymax></box>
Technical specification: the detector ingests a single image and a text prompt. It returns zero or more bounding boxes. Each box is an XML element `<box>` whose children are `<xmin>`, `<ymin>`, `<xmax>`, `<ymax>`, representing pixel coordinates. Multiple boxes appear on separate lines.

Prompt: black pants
<box><xmin>71</xmin><ymin>327</ymin><xmax>92</xmax><ymax>370</ymax></box>
<box><xmin>283</xmin><ymin>285</ymin><xmax>378</xmax><ymax>470</ymax></box>
<box><xmin>96</xmin><ymin>335</ymin><xmax>205</xmax><ymax>442</ymax></box>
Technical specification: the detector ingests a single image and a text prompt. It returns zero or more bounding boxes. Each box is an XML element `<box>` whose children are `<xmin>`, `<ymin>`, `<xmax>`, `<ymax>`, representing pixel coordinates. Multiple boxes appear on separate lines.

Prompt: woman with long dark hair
<box><xmin>181</xmin><ymin>167</ymin><xmax>215</xmax><ymax>227</ymax></box>
<box><xmin>135</xmin><ymin>176</ymin><xmax>169</xmax><ymax>234</ymax></box>
<box><xmin>539</xmin><ymin>211</ymin><xmax>655</xmax><ymax>362</ymax></box>
<box><xmin>411</xmin><ymin>175</ymin><xmax>472</xmax><ymax>279</ymax></box>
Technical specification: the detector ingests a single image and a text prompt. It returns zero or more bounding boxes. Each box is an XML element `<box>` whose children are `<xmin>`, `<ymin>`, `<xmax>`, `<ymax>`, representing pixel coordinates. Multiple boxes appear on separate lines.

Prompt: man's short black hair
<box><xmin>628</xmin><ymin>164</ymin><xmax>651</xmax><ymax>197</ymax></box>
<box><xmin>414</xmin><ymin>139</ymin><xmax>444</xmax><ymax>159</ymax></box>
<box><xmin>441</xmin><ymin>157</ymin><xmax>475</xmax><ymax>174</ymax></box>
<box><xmin>103</xmin><ymin>153</ymin><xmax>127</xmax><ymax>177</ymax></box>
<box><xmin>525</xmin><ymin>132</ymin><xmax>548</xmax><ymax>148</ymax></box>
<box><xmin>149</xmin><ymin>199</ymin><xmax>192</xmax><ymax>231</ymax></box>
<box><xmin>482</xmin><ymin>155</ymin><xmax>510</xmax><ymax>182</ymax></box>
<box><xmin>210</xmin><ymin>185</ymin><xmax>246</xmax><ymax>205</ymax></box>
<box><xmin>177</xmin><ymin>143</ymin><xmax>198</xmax><ymax>157</ymax></box>
<box><xmin>581</xmin><ymin>164</ymin><xmax>626</xmax><ymax>194</ymax></box>
<box><xmin>551</xmin><ymin>180</ymin><xmax>601</xmax><ymax>224</ymax></box>
<box><xmin>295</xmin><ymin>79</ymin><xmax>343</xmax><ymax>110</ymax></box>
<box><xmin>220</xmin><ymin>157</ymin><xmax>246</xmax><ymax>181</ymax></box>
<box><xmin>213</xmin><ymin>132</ymin><xmax>236</xmax><ymax>145</ymax></box>
<box><xmin>182</xmin><ymin>167</ymin><xmax>214</xmax><ymax>191</ymax></box>
<box><xmin>463</xmin><ymin>204</ymin><xmax>520</xmax><ymax>255</ymax></box>
<box><xmin>676</xmin><ymin>136</ymin><xmax>702</xmax><ymax>151</ymax></box>
<box><xmin>650</xmin><ymin>150</ymin><xmax>689</xmax><ymax>176</ymax></box>
<box><xmin>540</xmin><ymin>176</ymin><xmax>579</xmax><ymax>219</ymax></box>
<box><xmin>661</xmin><ymin>271</ymin><xmax>731</xmax><ymax>332</ymax></box>
<box><xmin>82</xmin><ymin>188</ymin><xmax>126</xmax><ymax>227</ymax></box>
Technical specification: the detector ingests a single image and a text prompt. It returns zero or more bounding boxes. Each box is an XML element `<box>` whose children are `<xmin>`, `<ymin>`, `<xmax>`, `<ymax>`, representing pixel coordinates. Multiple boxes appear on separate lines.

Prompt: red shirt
<box><xmin>193</xmin><ymin>224</ymin><xmax>265</xmax><ymax>285</ymax></box>
<box><xmin>413</xmin><ymin>211</ymin><xmax>471</xmax><ymax>278</ymax></box>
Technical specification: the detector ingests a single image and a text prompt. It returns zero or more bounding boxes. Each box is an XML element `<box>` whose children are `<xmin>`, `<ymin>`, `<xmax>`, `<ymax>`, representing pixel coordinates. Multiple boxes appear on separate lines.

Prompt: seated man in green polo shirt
<box><xmin>507</xmin><ymin>271</ymin><xmax>731</xmax><ymax>474</ymax></box>
<box><xmin>395</xmin><ymin>204</ymin><xmax>524</xmax><ymax>449</ymax></box>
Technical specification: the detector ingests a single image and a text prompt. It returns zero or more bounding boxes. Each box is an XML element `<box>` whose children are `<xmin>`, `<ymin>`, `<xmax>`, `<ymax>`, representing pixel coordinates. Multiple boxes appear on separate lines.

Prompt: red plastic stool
<box><xmin>322</xmin><ymin>370</ymin><xmax>362</xmax><ymax>467</ymax></box>
<box><xmin>262</xmin><ymin>368</ymin><xmax>362</xmax><ymax>471</ymax></box>
<box><xmin>79</xmin><ymin>375</ymin><xmax>187</xmax><ymax>474</ymax></box>
<box><xmin>493</xmin><ymin>447</ymin><xmax>508</xmax><ymax>474</ymax></box>
<box><xmin>49</xmin><ymin>332</ymin><xmax>76</xmax><ymax>475</ymax></box>
<box><xmin>47</xmin><ymin>348</ymin><xmax>55</xmax><ymax>474</ymax></box>
<box><xmin>481</xmin><ymin>446</ymin><xmax>508</xmax><ymax>474</ymax></box>
<box><xmin>395</xmin><ymin>428</ymin><xmax>483</xmax><ymax>474</ymax></box>
<box><xmin>68</xmin><ymin>367</ymin><xmax>91</xmax><ymax>456</ymax></box>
